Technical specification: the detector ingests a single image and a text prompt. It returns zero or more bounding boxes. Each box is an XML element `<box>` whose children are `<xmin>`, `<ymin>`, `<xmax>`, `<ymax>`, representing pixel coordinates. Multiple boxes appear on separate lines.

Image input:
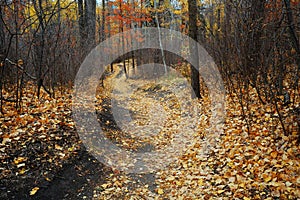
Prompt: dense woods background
<box><xmin>1</xmin><ymin>0</ymin><xmax>300</xmax><ymax>129</ymax></box>
<box><xmin>0</xmin><ymin>0</ymin><xmax>300</xmax><ymax>199</ymax></box>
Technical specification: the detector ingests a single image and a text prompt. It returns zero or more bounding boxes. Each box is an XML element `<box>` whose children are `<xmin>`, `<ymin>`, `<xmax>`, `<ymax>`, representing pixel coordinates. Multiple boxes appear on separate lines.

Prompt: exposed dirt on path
<box><xmin>1</xmin><ymin>63</ymin><xmax>161</xmax><ymax>200</ymax></box>
<box><xmin>0</xmin><ymin>67</ymin><xmax>120</xmax><ymax>200</ymax></box>
<box><xmin>1</xmin><ymin>141</ymin><xmax>112</xmax><ymax>200</ymax></box>
<box><xmin>31</xmin><ymin>147</ymin><xmax>111</xmax><ymax>200</ymax></box>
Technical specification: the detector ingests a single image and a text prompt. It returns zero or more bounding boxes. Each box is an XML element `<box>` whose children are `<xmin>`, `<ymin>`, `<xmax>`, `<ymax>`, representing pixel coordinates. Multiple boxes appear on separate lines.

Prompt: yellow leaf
<box><xmin>55</xmin><ymin>144</ymin><xmax>63</xmax><ymax>150</ymax></box>
<box><xmin>68</xmin><ymin>146</ymin><xmax>75</xmax><ymax>152</ymax></box>
<box><xmin>101</xmin><ymin>183</ymin><xmax>109</xmax><ymax>189</ymax></box>
<box><xmin>243</xmin><ymin>197</ymin><xmax>251</xmax><ymax>200</ymax></box>
<box><xmin>30</xmin><ymin>187</ymin><xmax>39</xmax><ymax>196</ymax></box>
<box><xmin>264</xmin><ymin>176</ymin><xmax>272</xmax><ymax>183</ymax></box>
<box><xmin>166</xmin><ymin>176</ymin><xmax>175</xmax><ymax>181</ymax></box>
<box><xmin>18</xmin><ymin>168</ymin><xmax>26</xmax><ymax>175</ymax></box>
<box><xmin>176</xmin><ymin>181</ymin><xmax>182</xmax><ymax>186</ymax></box>
<box><xmin>239</xmin><ymin>182</ymin><xmax>245</xmax><ymax>188</ymax></box>
<box><xmin>157</xmin><ymin>188</ymin><xmax>164</xmax><ymax>194</ymax></box>
<box><xmin>268</xmin><ymin>181</ymin><xmax>283</xmax><ymax>187</ymax></box>
<box><xmin>198</xmin><ymin>179</ymin><xmax>203</xmax><ymax>186</ymax></box>
<box><xmin>174</xmin><ymin>10</ymin><xmax>181</xmax><ymax>15</ymax></box>
<box><xmin>113</xmin><ymin>180</ymin><xmax>122</xmax><ymax>187</ymax></box>
<box><xmin>216</xmin><ymin>178</ymin><xmax>223</xmax><ymax>184</ymax></box>
<box><xmin>227</xmin><ymin>162</ymin><xmax>234</xmax><ymax>167</ymax></box>
<box><xmin>14</xmin><ymin>157</ymin><xmax>26</xmax><ymax>164</ymax></box>
<box><xmin>217</xmin><ymin>190</ymin><xmax>225</xmax><ymax>194</ymax></box>
<box><xmin>18</xmin><ymin>59</ymin><xmax>23</xmax><ymax>66</ymax></box>
<box><xmin>270</xmin><ymin>151</ymin><xmax>278</xmax><ymax>159</ymax></box>
<box><xmin>1</xmin><ymin>137</ymin><xmax>11</xmax><ymax>145</ymax></box>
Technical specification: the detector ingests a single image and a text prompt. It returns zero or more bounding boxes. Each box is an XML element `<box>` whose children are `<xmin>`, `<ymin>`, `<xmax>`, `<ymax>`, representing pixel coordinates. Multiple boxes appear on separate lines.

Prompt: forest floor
<box><xmin>0</xmin><ymin>85</ymin><xmax>112</xmax><ymax>199</ymax></box>
<box><xmin>0</xmin><ymin>64</ymin><xmax>300</xmax><ymax>199</ymax></box>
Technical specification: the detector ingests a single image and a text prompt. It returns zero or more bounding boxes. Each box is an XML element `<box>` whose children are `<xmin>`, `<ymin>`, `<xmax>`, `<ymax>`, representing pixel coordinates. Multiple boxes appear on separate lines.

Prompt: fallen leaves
<box><xmin>270</xmin><ymin>150</ymin><xmax>278</xmax><ymax>159</ymax></box>
<box><xmin>93</xmin><ymin>75</ymin><xmax>300</xmax><ymax>199</ymax></box>
<box><xmin>1</xmin><ymin>68</ymin><xmax>299</xmax><ymax>199</ymax></box>
<box><xmin>29</xmin><ymin>187</ymin><xmax>39</xmax><ymax>196</ymax></box>
<box><xmin>0</xmin><ymin>83</ymin><xmax>82</xmax><ymax>198</ymax></box>
<box><xmin>157</xmin><ymin>188</ymin><xmax>164</xmax><ymax>194</ymax></box>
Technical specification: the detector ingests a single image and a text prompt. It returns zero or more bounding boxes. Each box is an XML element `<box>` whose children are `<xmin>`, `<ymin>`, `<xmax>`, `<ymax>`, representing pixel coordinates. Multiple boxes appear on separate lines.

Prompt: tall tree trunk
<box><xmin>119</xmin><ymin>0</ymin><xmax>127</xmax><ymax>77</ymax></box>
<box><xmin>0</xmin><ymin>4</ymin><xmax>5</xmax><ymax>113</ymax></box>
<box><xmin>154</xmin><ymin>0</ymin><xmax>167</xmax><ymax>74</ymax></box>
<box><xmin>283</xmin><ymin>0</ymin><xmax>300</xmax><ymax>72</ymax></box>
<box><xmin>0</xmin><ymin>5</ymin><xmax>5</xmax><ymax>58</ymax></box>
<box><xmin>188</xmin><ymin>0</ymin><xmax>201</xmax><ymax>98</ymax></box>
<box><xmin>101</xmin><ymin>0</ymin><xmax>106</xmax><ymax>42</ymax></box>
<box><xmin>78</xmin><ymin>0</ymin><xmax>85</xmax><ymax>48</ymax></box>
<box><xmin>85</xmin><ymin>0</ymin><xmax>96</xmax><ymax>49</ymax></box>
<box><xmin>33</xmin><ymin>0</ymin><xmax>46</xmax><ymax>98</ymax></box>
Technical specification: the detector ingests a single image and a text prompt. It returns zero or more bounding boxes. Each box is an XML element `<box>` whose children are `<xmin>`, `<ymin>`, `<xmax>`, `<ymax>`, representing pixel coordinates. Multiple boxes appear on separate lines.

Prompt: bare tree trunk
<box><xmin>101</xmin><ymin>0</ymin><xmax>106</xmax><ymax>42</ymax></box>
<box><xmin>154</xmin><ymin>0</ymin><xmax>167</xmax><ymax>74</ymax></box>
<box><xmin>32</xmin><ymin>0</ymin><xmax>52</xmax><ymax>98</ymax></box>
<box><xmin>78</xmin><ymin>0</ymin><xmax>85</xmax><ymax>48</ymax></box>
<box><xmin>0</xmin><ymin>5</ymin><xmax>4</xmax><ymax>58</ymax></box>
<box><xmin>188</xmin><ymin>0</ymin><xmax>201</xmax><ymax>99</ymax></box>
<box><xmin>85</xmin><ymin>0</ymin><xmax>96</xmax><ymax>49</ymax></box>
<box><xmin>33</xmin><ymin>0</ymin><xmax>46</xmax><ymax>98</ymax></box>
<box><xmin>283</xmin><ymin>0</ymin><xmax>300</xmax><ymax>73</ymax></box>
<box><xmin>0</xmin><ymin>5</ymin><xmax>5</xmax><ymax>113</ymax></box>
<box><xmin>118</xmin><ymin>0</ymin><xmax>127</xmax><ymax>77</ymax></box>
<box><xmin>14</xmin><ymin>0</ymin><xmax>20</xmax><ymax>109</ymax></box>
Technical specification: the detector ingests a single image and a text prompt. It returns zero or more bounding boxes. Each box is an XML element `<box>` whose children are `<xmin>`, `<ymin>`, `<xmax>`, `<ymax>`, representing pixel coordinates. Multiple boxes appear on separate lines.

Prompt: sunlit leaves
<box><xmin>29</xmin><ymin>187</ymin><xmax>39</xmax><ymax>196</ymax></box>
<box><xmin>94</xmin><ymin>76</ymin><xmax>299</xmax><ymax>199</ymax></box>
<box><xmin>107</xmin><ymin>0</ymin><xmax>152</xmax><ymax>31</ymax></box>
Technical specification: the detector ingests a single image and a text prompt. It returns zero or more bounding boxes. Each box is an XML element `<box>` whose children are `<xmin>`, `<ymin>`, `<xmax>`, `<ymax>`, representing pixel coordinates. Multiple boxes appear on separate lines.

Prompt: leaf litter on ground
<box><xmin>0</xmin><ymin>65</ymin><xmax>299</xmax><ymax>199</ymax></box>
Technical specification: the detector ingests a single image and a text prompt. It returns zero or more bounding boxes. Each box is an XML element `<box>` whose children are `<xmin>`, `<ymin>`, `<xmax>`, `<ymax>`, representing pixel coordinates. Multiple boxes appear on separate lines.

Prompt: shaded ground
<box><xmin>32</xmin><ymin>147</ymin><xmax>110</xmax><ymax>200</ymax></box>
<box><xmin>0</xmin><ymin>143</ymin><xmax>112</xmax><ymax>200</ymax></box>
<box><xmin>0</xmin><ymin>93</ymin><xmax>116</xmax><ymax>200</ymax></box>
<box><xmin>0</xmin><ymin>65</ymin><xmax>160</xmax><ymax>199</ymax></box>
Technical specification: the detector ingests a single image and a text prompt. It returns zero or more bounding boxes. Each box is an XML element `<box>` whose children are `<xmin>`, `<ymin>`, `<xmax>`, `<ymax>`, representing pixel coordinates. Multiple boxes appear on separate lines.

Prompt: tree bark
<box><xmin>0</xmin><ymin>5</ymin><xmax>5</xmax><ymax>58</ymax></box>
<box><xmin>78</xmin><ymin>0</ymin><xmax>96</xmax><ymax>51</ymax></box>
<box><xmin>188</xmin><ymin>0</ymin><xmax>201</xmax><ymax>98</ymax></box>
<box><xmin>101</xmin><ymin>0</ymin><xmax>106</xmax><ymax>42</ymax></box>
<box><xmin>78</xmin><ymin>0</ymin><xmax>85</xmax><ymax>48</ymax></box>
<box><xmin>85</xmin><ymin>0</ymin><xmax>96</xmax><ymax>48</ymax></box>
<box><xmin>283</xmin><ymin>0</ymin><xmax>300</xmax><ymax>72</ymax></box>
